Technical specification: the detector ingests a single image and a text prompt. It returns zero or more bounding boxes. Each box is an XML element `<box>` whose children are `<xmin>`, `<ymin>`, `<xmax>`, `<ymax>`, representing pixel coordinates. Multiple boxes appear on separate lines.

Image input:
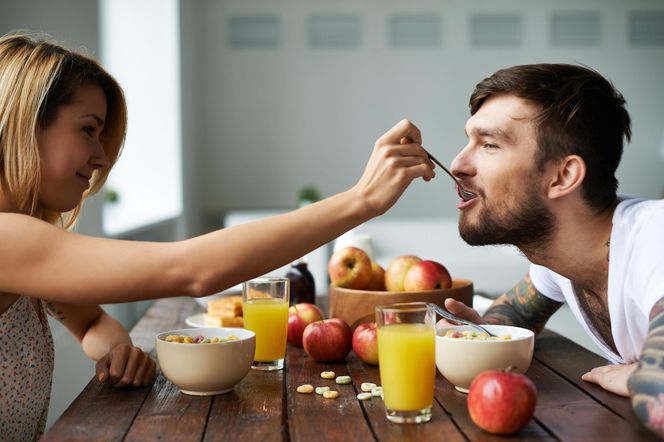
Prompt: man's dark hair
<box><xmin>469</xmin><ymin>63</ymin><xmax>631</xmax><ymax>213</ymax></box>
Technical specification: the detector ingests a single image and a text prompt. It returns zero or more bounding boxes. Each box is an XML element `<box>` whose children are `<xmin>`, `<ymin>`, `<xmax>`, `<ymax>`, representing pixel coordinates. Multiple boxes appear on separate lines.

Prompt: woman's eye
<box><xmin>484</xmin><ymin>143</ymin><xmax>499</xmax><ymax>149</ymax></box>
<box><xmin>83</xmin><ymin>126</ymin><xmax>95</xmax><ymax>136</ymax></box>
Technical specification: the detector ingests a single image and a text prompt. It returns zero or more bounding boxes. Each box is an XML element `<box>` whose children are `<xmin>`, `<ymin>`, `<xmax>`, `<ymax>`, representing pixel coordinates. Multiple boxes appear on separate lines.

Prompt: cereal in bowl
<box><xmin>163</xmin><ymin>334</ymin><xmax>239</xmax><ymax>344</ymax></box>
<box><xmin>444</xmin><ymin>330</ymin><xmax>512</xmax><ymax>341</ymax></box>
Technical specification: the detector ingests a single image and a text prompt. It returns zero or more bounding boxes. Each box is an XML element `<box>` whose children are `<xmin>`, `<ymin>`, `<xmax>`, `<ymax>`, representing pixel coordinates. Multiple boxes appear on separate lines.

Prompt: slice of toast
<box><xmin>203</xmin><ymin>313</ymin><xmax>244</xmax><ymax>328</ymax></box>
<box><xmin>207</xmin><ymin>295</ymin><xmax>243</xmax><ymax>317</ymax></box>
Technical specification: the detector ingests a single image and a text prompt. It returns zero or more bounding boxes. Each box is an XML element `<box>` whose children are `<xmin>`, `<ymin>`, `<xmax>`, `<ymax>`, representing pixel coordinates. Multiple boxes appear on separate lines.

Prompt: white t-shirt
<box><xmin>530</xmin><ymin>198</ymin><xmax>664</xmax><ymax>364</ymax></box>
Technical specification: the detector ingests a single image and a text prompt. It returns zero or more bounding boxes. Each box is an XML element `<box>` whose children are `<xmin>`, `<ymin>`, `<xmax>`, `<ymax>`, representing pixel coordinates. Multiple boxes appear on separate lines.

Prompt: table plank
<box><xmin>286</xmin><ymin>346</ymin><xmax>375</xmax><ymax>442</ymax></box>
<box><xmin>125</xmin><ymin>376</ymin><xmax>212</xmax><ymax>442</ymax></box>
<box><xmin>41</xmin><ymin>380</ymin><xmax>150</xmax><ymax>441</ymax></box>
<box><xmin>527</xmin><ymin>359</ymin><xmax>646</xmax><ymax>441</ymax></box>
<box><xmin>204</xmin><ymin>367</ymin><xmax>286</xmax><ymax>442</ymax></box>
<box><xmin>534</xmin><ymin>330</ymin><xmax>656</xmax><ymax>440</ymax></box>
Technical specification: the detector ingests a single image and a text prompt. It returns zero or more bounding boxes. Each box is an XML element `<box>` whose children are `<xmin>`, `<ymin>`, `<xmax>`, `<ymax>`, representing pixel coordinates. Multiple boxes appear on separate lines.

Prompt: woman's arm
<box><xmin>1</xmin><ymin>119</ymin><xmax>435</xmax><ymax>304</ymax></box>
<box><xmin>45</xmin><ymin>302</ymin><xmax>156</xmax><ymax>387</ymax></box>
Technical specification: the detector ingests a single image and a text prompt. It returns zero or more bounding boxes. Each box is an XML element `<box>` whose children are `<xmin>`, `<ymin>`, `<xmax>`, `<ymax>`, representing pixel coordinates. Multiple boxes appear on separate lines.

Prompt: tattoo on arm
<box><xmin>44</xmin><ymin>301</ymin><xmax>66</xmax><ymax>322</ymax></box>
<box><xmin>628</xmin><ymin>296</ymin><xmax>664</xmax><ymax>439</ymax></box>
<box><xmin>482</xmin><ymin>274</ymin><xmax>562</xmax><ymax>334</ymax></box>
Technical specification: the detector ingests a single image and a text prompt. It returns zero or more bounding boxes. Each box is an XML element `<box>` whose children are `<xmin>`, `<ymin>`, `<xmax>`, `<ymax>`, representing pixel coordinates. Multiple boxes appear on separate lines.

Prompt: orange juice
<box><xmin>242</xmin><ymin>298</ymin><xmax>289</xmax><ymax>361</ymax></box>
<box><xmin>377</xmin><ymin>323</ymin><xmax>435</xmax><ymax>411</ymax></box>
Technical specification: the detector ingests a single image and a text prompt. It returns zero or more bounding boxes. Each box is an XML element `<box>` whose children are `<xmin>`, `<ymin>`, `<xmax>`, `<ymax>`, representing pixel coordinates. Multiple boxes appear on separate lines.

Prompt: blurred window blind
<box><xmin>309</xmin><ymin>14</ymin><xmax>360</xmax><ymax>48</ymax></box>
<box><xmin>471</xmin><ymin>14</ymin><xmax>522</xmax><ymax>47</ymax></box>
<box><xmin>629</xmin><ymin>12</ymin><xmax>664</xmax><ymax>45</ymax></box>
<box><xmin>389</xmin><ymin>14</ymin><xmax>440</xmax><ymax>47</ymax></box>
<box><xmin>229</xmin><ymin>15</ymin><xmax>280</xmax><ymax>48</ymax></box>
<box><xmin>551</xmin><ymin>12</ymin><xmax>600</xmax><ymax>45</ymax></box>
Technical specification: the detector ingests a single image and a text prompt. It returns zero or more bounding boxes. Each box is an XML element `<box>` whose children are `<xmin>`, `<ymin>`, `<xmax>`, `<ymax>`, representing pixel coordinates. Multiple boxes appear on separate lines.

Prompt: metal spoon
<box><xmin>424</xmin><ymin>149</ymin><xmax>477</xmax><ymax>202</ymax></box>
<box><xmin>428</xmin><ymin>303</ymin><xmax>497</xmax><ymax>337</ymax></box>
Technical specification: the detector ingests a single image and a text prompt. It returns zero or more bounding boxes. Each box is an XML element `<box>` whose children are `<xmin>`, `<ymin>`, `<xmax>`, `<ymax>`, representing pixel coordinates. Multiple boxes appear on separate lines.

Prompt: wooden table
<box><xmin>43</xmin><ymin>297</ymin><xmax>657</xmax><ymax>441</ymax></box>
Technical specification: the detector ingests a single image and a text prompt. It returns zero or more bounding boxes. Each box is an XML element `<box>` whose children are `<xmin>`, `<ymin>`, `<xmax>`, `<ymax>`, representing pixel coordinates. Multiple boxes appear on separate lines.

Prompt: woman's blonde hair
<box><xmin>0</xmin><ymin>31</ymin><xmax>126</xmax><ymax>228</ymax></box>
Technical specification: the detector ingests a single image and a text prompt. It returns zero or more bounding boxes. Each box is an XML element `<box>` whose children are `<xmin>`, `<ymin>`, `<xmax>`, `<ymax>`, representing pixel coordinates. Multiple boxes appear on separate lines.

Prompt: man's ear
<box><xmin>547</xmin><ymin>155</ymin><xmax>585</xmax><ymax>200</ymax></box>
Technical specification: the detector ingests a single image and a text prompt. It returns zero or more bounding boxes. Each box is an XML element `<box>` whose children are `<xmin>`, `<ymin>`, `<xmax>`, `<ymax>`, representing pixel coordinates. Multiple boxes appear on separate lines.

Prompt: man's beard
<box><xmin>459</xmin><ymin>191</ymin><xmax>555</xmax><ymax>250</ymax></box>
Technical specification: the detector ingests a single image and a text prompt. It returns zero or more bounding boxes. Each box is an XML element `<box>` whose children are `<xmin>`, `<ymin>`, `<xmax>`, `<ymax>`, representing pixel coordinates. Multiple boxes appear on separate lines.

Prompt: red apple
<box><xmin>403</xmin><ymin>260</ymin><xmax>452</xmax><ymax>291</ymax></box>
<box><xmin>302</xmin><ymin>318</ymin><xmax>352</xmax><ymax>362</ymax></box>
<box><xmin>287</xmin><ymin>303</ymin><xmax>324</xmax><ymax>347</ymax></box>
<box><xmin>328</xmin><ymin>247</ymin><xmax>372</xmax><ymax>289</ymax></box>
<box><xmin>467</xmin><ymin>369</ymin><xmax>538</xmax><ymax>435</ymax></box>
<box><xmin>365</xmin><ymin>262</ymin><xmax>386</xmax><ymax>291</ymax></box>
<box><xmin>352</xmin><ymin>322</ymin><xmax>378</xmax><ymax>365</ymax></box>
<box><xmin>384</xmin><ymin>255</ymin><xmax>421</xmax><ymax>292</ymax></box>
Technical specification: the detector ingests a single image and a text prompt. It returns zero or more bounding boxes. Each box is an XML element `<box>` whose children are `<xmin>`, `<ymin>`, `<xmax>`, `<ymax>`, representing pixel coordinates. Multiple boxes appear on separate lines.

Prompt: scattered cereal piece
<box><xmin>320</xmin><ymin>371</ymin><xmax>336</xmax><ymax>379</ymax></box>
<box><xmin>323</xmin><ymin>390</ymin><xmax>339</xmax><ymax>399</ymax></box>
<box><xmin>335</xmin><ymin>376</ymin><xmax>352</xmax><ymax>385</ymax></box>
<box><xmin>371</xmin><ymin>387</ymin><xmax>383</xmax><ymax>397</ymax></box>
<box><xmin>357</xmin><ymin>392</ymin><xmax>372</xmax><ymax>401</ymax></box>
<box><xmin>360</xmin><ymin>382</ymin><xmax>376</xmax><ymax>392</ymax></box>
<box><xmin>297</xmin><ymin>384</ymin><xmax>314</xmax><ymax>394</ymax></box>
<box><xmin>315</xmin><ymin>386</ymin><xmax>331</xmax><ymax>395</ymax></box>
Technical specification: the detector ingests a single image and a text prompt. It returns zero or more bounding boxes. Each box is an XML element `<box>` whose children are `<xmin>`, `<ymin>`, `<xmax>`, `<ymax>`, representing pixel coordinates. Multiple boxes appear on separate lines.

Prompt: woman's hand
<box><xmin>353</xmin><ymin>119</ymin><xmax>435</xmax><ymax>216</ymax></box>
<box><xmin>581</xmin><ymin>362</ymin><xmax>637</xmax><ymax>397</ymax></box>
<box><xmin>96</xmin><ymin>343</ymin><xmax>156</xmax><ymax>388</ymax></box>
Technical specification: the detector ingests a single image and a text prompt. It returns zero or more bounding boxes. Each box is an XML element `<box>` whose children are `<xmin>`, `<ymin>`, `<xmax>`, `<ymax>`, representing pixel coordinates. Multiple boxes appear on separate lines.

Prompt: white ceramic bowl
<box><xmin>156</xmin><ymin>327</ymin><xmax>255</xmax><ymax>396</ymax></box>
<box><xmin>435</xmin><ymin>324</ymin><xmax>534</xmax><ymax>393</ymax></box>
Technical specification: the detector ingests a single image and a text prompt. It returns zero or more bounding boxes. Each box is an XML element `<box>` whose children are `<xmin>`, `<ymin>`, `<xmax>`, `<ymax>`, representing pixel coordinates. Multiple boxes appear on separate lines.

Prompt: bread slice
<box><xmin>203</xmin><ymin>313</ymin><xmax>244</xmax><ymax>328</ymax></box>
<box><xmin>207</xmin><ymin>296</ymin><xmax>243</xmax><ymax>317</ymax></box>
<box><xmin>205</xmin><ymin>295</ymin><xmax>243</xmax><ymax>328</ymax></box>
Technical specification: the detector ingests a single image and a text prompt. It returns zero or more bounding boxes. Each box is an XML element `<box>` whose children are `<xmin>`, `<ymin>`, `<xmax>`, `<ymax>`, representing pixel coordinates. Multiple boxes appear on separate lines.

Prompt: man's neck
<box><xmin>520</xmin><ymin>199</ymin><xmax>617</xmax><ymax>292</ymax></box>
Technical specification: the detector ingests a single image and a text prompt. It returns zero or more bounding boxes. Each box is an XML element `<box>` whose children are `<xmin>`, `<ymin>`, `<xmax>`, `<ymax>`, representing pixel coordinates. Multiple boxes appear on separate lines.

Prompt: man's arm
<box><xmin>628</xmin><ymin>296</ymin><xmax>664</xmax><ymax>439</ymax></box>
<box><xmin>443</xmin><ymin>273</ymin><xmax>563</xmax><ymax>335</ymax></box>
<box><xmin>482</xmin><ymin>274</ymin><xmax>563</xmax><ymax>334</ymax></box>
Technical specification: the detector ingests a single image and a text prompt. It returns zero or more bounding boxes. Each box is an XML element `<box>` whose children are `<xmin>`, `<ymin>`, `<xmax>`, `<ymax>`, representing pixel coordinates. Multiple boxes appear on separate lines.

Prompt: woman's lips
<box><xmin>76</xmin><ymin>173</ymin><xmax>90</xmax><ymax>188</ymax></box>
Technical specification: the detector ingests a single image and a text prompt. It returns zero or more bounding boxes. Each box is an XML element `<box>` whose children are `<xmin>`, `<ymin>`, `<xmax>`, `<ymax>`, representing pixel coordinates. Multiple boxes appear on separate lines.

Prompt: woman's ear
<box><xmin>547</xmin><ymin>155</ymin><xmax>586</xmax><ymax>200</ymax></box>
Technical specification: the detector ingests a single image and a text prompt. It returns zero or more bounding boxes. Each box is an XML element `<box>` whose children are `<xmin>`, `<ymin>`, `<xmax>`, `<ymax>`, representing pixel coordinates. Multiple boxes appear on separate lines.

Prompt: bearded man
<box><xmin>441</xmin><ymin>63</ymin><xmax>664</xmax><ymax>438</ymax></box>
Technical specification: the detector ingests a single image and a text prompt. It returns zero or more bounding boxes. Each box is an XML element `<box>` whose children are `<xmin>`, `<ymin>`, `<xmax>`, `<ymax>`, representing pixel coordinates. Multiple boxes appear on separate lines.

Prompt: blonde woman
<box><xmin>0</xmin><ymin>32</ymin><xmax>435</xmax><ymax>439</ymax></box>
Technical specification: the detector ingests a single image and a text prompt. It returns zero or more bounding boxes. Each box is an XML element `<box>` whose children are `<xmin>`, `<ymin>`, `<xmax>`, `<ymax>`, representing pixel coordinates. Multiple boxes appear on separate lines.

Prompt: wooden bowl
<box><xmin>329</xmin><ymin>278</ymin><xmax>474</xmax><ymax>329</ymax></box>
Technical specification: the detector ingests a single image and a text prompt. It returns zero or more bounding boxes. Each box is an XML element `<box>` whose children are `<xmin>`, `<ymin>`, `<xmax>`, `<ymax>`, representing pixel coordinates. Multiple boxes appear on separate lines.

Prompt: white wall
<box><xmin>186</xmin><ymin>0</ymin><xmax>664</xmax><ymax>225</ymax></box>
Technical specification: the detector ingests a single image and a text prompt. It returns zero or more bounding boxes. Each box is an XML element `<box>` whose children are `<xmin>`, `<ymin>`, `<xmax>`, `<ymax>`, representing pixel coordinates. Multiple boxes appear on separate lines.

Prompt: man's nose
<box><xmin>450</xmin><ymin>144</ymin><xmax>473</xmax><ymax>179</ymax></box>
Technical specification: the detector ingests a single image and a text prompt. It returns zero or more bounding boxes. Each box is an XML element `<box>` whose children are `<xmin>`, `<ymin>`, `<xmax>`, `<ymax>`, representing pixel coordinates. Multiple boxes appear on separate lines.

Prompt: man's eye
<box><xmin>484</xmin><ymin>143</ymin><xmax>499</xmax><ymax>149</ymax></box>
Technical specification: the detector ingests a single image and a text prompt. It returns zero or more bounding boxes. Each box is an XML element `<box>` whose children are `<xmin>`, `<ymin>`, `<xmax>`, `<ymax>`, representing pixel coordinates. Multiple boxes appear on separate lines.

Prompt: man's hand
<box><xmin>581</xmin><ymin>362</ymin><xmax>637</xmax><ymax>397</ymax></box>
<box><xmin>436</xmin><ymin>298</ymin><xmax>486</xmax><ymax>329</ymax></box>
<box><xmin>96</xmin><ymin>343</ymin><xmax>156</xmax><ymax>388</ymax></box>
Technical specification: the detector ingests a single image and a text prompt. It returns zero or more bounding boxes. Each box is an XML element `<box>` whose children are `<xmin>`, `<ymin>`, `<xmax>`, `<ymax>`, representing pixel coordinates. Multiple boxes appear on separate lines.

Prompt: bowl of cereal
<box><xmin>435</xmin><ymin>324</ymin><xmax>534</xmax><ymax>393</ymax></box>
<box><xmin>156</xmin><ymin>327</ymin><xmax>255</xmax><ymax>396</ymax></box>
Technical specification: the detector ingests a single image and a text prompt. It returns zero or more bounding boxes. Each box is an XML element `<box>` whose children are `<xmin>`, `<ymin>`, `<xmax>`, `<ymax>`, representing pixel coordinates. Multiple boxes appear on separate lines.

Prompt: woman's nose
<box><xmin>91</xmin><ymin>141</ymin><xmax>110</xmax><ymax>170</ymax></box>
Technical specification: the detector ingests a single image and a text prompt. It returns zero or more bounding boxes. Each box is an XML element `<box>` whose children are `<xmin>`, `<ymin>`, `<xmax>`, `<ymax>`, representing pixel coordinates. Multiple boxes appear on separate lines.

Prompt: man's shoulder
<box><xmin>614</xmin><ymin>198</ymin><xmax>664</xmax><ymax>234</ymax></box>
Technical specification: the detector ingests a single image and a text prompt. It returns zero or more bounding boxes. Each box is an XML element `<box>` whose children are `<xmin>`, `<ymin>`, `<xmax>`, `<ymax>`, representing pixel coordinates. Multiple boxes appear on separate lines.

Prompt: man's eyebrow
<box><xmin>79</xmin><ymin>113</ymin><xmax>105</xmax><ymax>127</ymax></box>
<box><xmin>466</xmin><ymin>126</ymin><xmax>513</xmax><ymax>143</ymax></box>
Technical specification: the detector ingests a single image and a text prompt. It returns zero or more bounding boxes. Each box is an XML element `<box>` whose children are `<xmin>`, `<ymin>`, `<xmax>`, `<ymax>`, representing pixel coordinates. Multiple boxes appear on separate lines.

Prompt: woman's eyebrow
<box><xmin>79</xmin><ymin>113</ymin><xmax>105</xmax><ymax>127</ymax></box>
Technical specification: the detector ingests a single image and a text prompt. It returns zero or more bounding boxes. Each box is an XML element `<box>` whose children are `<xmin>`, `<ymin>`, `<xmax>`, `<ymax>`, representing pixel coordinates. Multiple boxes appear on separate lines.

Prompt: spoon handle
<box><xmin>424</xmin><ymin>149</ymin><xmax>458</xmax><ymax>183</ymax></box>
<box><xmin>429</xmin><ymin>303</ymin><xmax>497</xmax><ymax>337</ymax></box>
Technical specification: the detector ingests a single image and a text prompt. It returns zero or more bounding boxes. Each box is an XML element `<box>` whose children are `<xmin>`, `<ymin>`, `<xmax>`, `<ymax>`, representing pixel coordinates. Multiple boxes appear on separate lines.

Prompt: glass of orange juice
<box><xmin>242</xmin><ymin>277</ymin><xmax>290</xmax><ymax>371</ymax></box>
<box><xmin>376</xmin><ymin>302</ymin><xmax>436</xmax><ymax>424</ymax></box>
